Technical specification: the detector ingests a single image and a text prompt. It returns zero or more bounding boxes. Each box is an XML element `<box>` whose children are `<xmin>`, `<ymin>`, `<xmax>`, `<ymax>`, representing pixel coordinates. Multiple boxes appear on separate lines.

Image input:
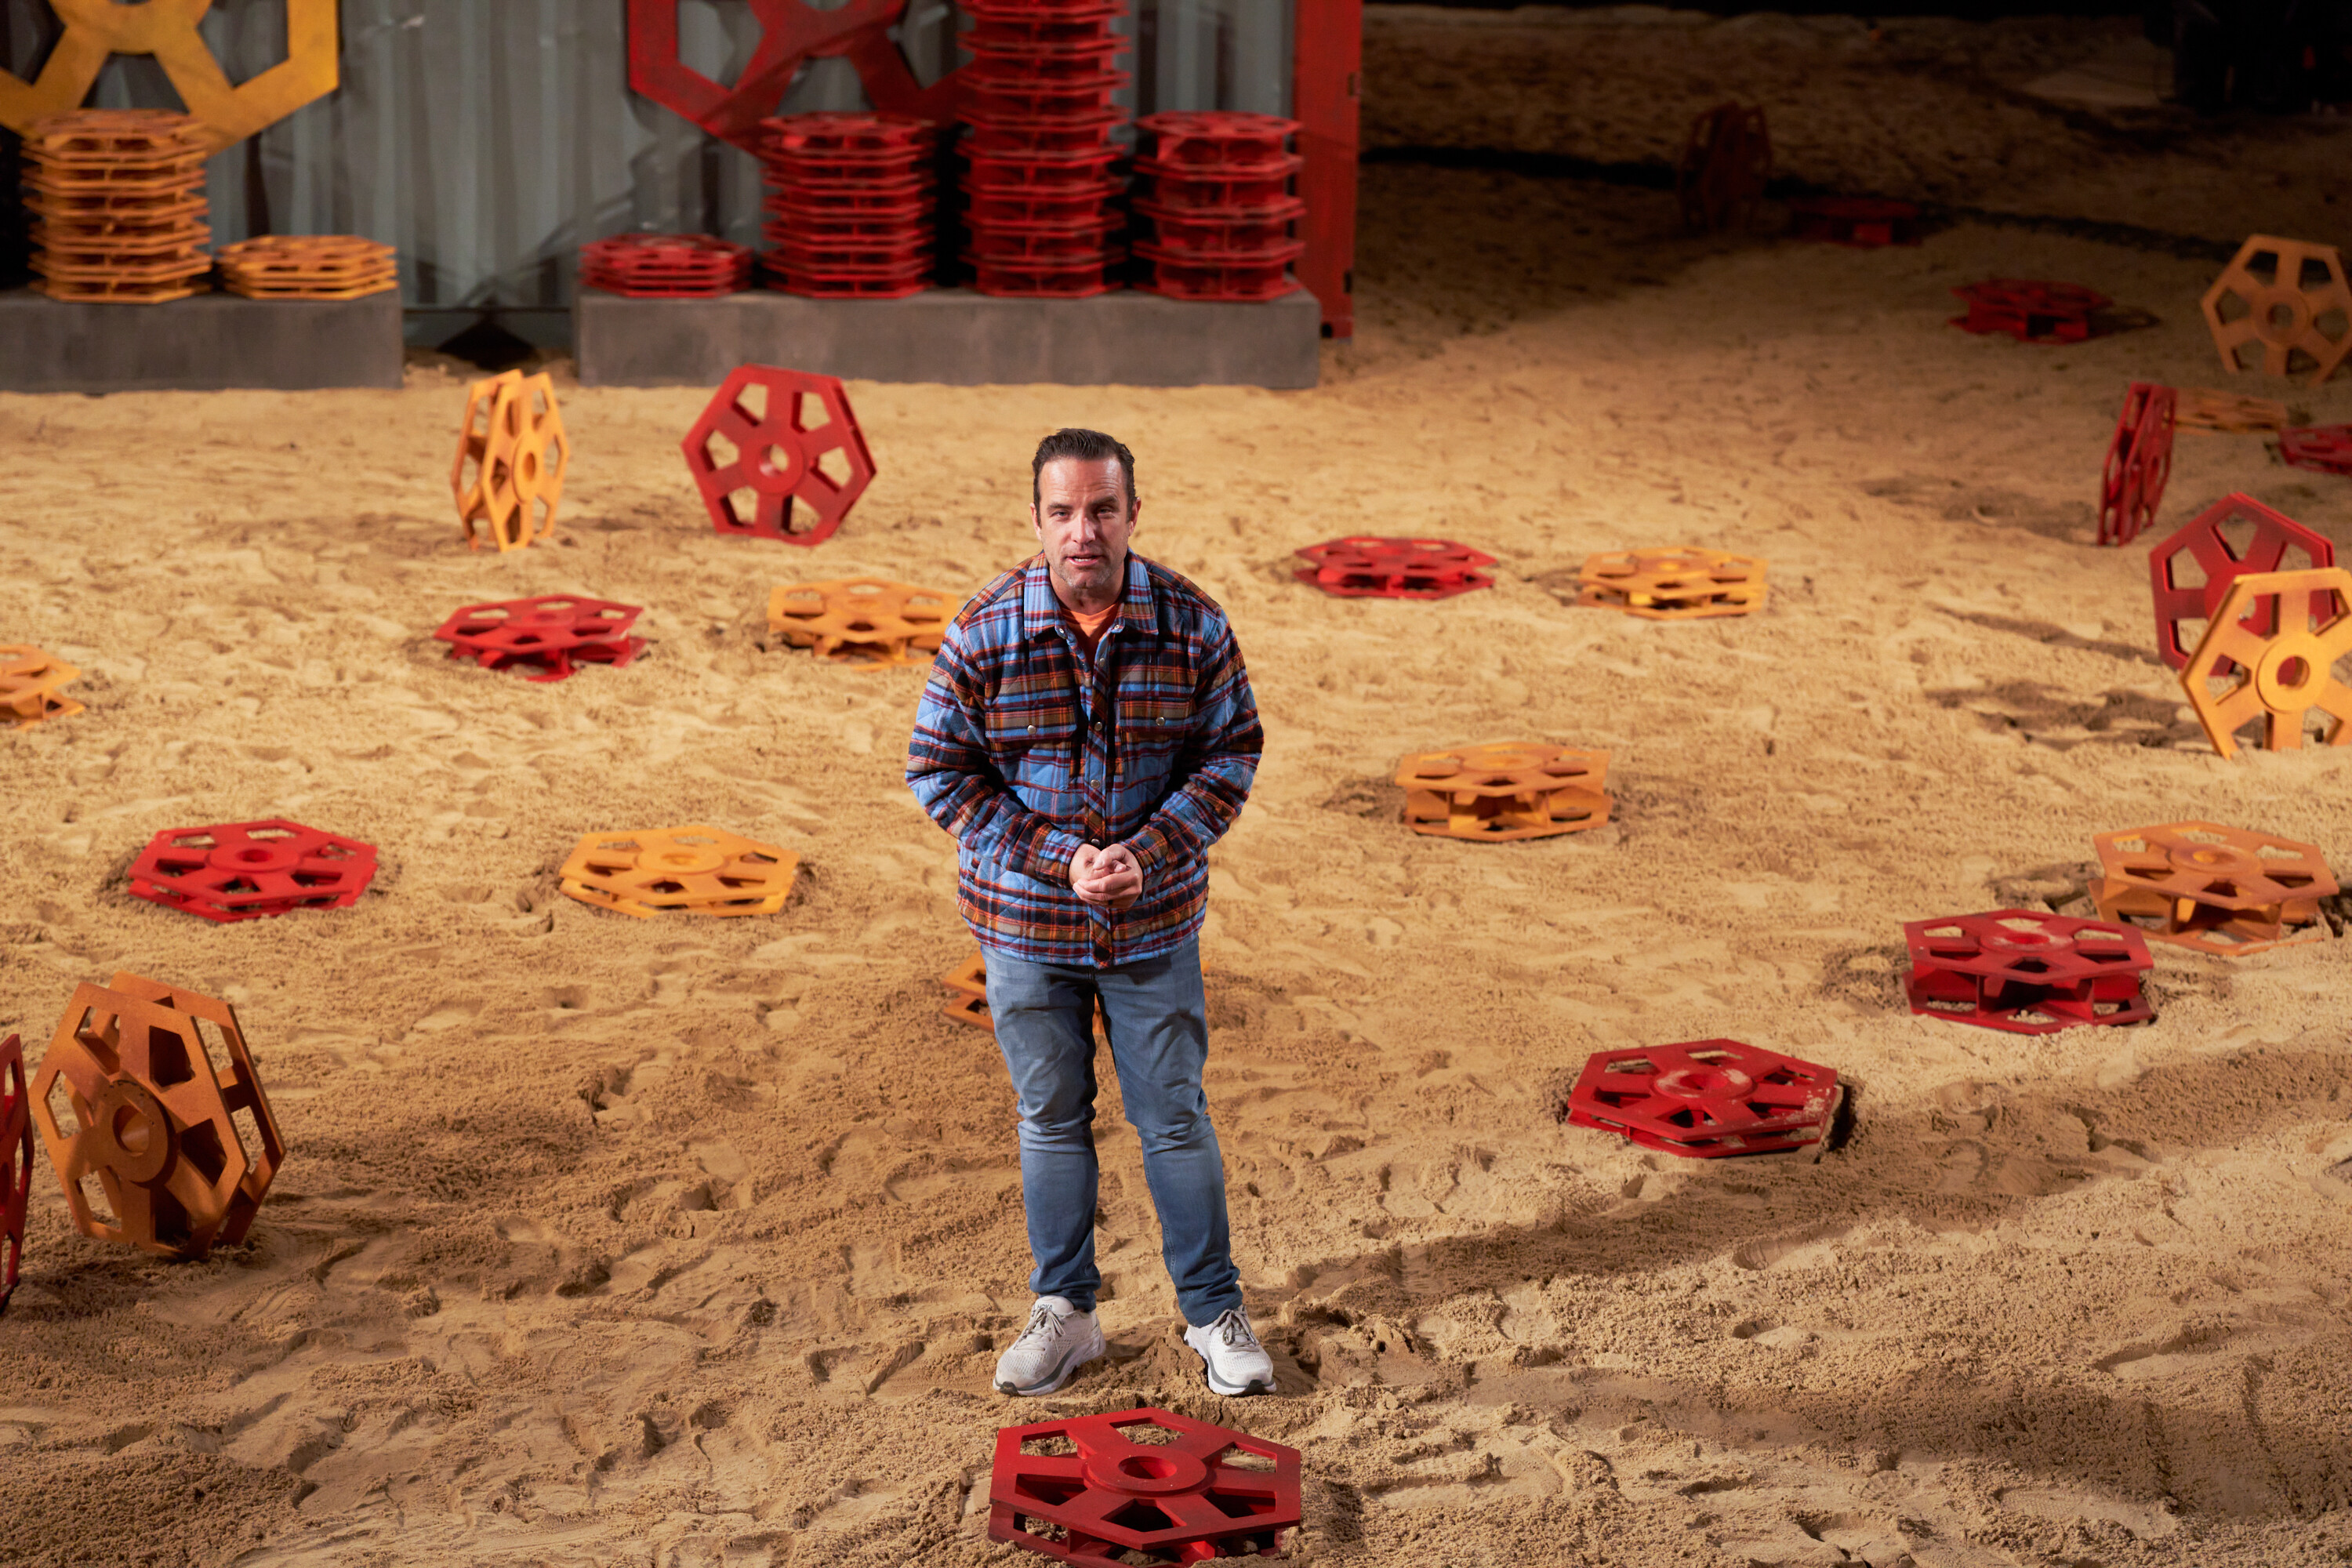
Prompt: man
<box><xmin>906</xmin><ymin>427</ymin><xmax>1272</xmax><ymax>1399</ymax></box>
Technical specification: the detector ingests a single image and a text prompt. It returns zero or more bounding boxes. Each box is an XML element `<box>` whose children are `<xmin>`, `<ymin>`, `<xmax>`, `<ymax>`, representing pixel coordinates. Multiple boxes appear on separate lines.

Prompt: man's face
<box><xmin>1030</xmin><ymin>455</ymin><xmax>1138</xmax><ymax>604</ymax></box>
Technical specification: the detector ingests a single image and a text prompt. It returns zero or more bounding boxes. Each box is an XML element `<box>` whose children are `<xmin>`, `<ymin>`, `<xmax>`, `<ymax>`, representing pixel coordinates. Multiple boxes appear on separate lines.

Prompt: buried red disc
<box><xmin>2279</xmin><ymin>425</ymin><xmax>2352</xmax><ymax>477</ymax></box>
<box><xmin>128</xmin><ymin>819</ymin><xmax>379</xmax><ymax>923</ymax></box>
<box><xmin>1294</xmin><ymin>535</ymin><xmax>1497</xmax><ymax>599</ymax></box>
<box><xmin>989</xmin><ymin>1406</ymin><xmax>1301</xmax><ymax>1568</ymax></box>
<box><xmin>433</xmin><ymin>594</ymin><xmax>647</xmax><ymax>682</ymax></box>
<box><xmin>1559</xmin><ymin>1040</ymin><xmax>1841</xmax><ymax>1157</ymax></box>
<box><xmin>1950</xmin><ymin>278</ymin><xmax>2109</xmax><ymax>343</ymax></box>
<box><xmin>1903</xmin><ymin>909</ymin><xmax>2154</xmax><ymax>1034</ymax></box>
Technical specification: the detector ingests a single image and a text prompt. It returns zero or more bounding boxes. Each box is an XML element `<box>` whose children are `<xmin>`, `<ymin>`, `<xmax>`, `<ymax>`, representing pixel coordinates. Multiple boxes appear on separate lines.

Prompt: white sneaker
<box><xmin>1181</xmin><ymin>1305</ymin><xmax>1274</xmax><ymax>1396</ymax></box>
<box><xmin>994</xmin><ymin>1296</ymin><xmax>1105</xmax><ymax>1397</ymax></box>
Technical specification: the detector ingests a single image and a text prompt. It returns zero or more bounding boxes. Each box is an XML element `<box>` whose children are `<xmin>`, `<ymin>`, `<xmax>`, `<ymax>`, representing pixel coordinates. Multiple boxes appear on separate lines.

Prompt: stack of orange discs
<box><xmin>23</xmin><ymin>110</ymin><xmax>212</xmax><ymax>303</ymax></box>
<box><xmin>216</xmin><ymin>236</ymin><xmax>399</xmax><ymax>299</ymax></box>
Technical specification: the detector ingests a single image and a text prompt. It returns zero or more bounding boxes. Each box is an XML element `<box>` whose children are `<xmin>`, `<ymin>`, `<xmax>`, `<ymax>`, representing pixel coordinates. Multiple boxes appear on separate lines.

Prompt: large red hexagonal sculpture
<box><xmin>626</xmin><ymin>0</ymin><xmax>962</xmax><ymax>154</ymax></box>
<box><xmin>682</xmin><ymin>365</ymin><xmax>877</xmax><ymax>546</ymax></box>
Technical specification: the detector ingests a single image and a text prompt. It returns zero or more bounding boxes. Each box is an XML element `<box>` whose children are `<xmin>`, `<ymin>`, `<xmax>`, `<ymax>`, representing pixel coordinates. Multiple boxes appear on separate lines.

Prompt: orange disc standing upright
<box><xmin>2179</xmin><ymin>567</ymin><xmax>2352</xmax><ymax>757</ymax></box>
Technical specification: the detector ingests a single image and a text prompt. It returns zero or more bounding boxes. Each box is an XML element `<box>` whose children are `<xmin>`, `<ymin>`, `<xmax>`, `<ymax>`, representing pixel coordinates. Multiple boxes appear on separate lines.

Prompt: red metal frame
<box><xmin>1291</xmin><ymin>0</ymin><xmax>1359</xmax><ymax>339</ymax></box>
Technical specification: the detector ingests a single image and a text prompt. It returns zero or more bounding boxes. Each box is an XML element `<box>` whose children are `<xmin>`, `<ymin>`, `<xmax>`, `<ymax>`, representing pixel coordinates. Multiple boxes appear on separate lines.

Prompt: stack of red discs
<box><xmin>578</xmin><ymin>233</ymin><xmax>752</xmax><ymax>298</ymax></box>
<box><xmin>757</xmin><ymin>111</ymin><xmax>937</xmax><ymax>299</ymax></box>
<box><xmin>1132</xmin><ymin>111</ymin><xmax>1304</xmax><ymax>302</ymax></box>
<box><xmin>958</xmin><ymin>0</ymin><xmax>1131</xmax><ymax>298</ymax></box>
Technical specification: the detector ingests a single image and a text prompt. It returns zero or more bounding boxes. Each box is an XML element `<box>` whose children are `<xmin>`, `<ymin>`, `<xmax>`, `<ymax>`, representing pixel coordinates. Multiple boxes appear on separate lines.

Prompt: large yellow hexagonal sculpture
<box><xmin>0</xmin><ymin>0</ymin><xmax>338</xmax><ymax>150</ymax></box>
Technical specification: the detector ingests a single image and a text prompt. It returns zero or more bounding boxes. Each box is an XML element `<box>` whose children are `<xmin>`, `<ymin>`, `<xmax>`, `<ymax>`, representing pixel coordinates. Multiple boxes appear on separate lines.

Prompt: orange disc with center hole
<box><xmin>560</xmin><ymin>825</ymin><xmax>800</xmax><ymax>918</ymax></box>
<box><xmin>2179</xmin><ymin>567</ymin><xmax>2352</xmax><ymax>757</ymax></box>
<box><xmin>768</xmin><ymin>577</ymin><xmax>955</xmax><ymax>664</ymax></box>
<box><xmin>1577</xmin><ymin>546</ymin><xmax>1766</xmax><ymax>619</ymax></box>
<box><xmin>1393</xmin><ymin>742</ymin><xmax>1610</xmax><ymax>841</ymax></box>
<box><xmin>2092</xmin><ymin>820</ymin><xmax>2335</xmax><ymax>955</ymax></box>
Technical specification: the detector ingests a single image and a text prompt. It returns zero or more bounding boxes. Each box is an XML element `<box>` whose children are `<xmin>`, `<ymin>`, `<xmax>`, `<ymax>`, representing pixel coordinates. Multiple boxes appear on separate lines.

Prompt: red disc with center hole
<box><xmin>1294</xmin><ymin>535</ymin><xmax>1497</xmax><ymax>599</ymax></box>
<box><xmin>1903</xmin><ymin>909</ymin><xmax>2154</xmax><ymax>1034</ymax></box>
<box><xmin>1560</xmin><ymin>1040</ymin><xmax>1840</xmax><ymax>1156</ymax></box>
<box><xmin>2100</xmin><ymin>380</ymin><xmax>2176</xmax><ymax>547</ymax></box>
<box><xmin>434</xmin><ymin>594</ymin><xmax>647</xmax><ymax>682</ymax></box>
<box><xmin>2147</xmin><ymin>492</ymin><xmax>2337</xmax><ymax>670</ymax></box>
<box><xmin>129</xmin><ymin>819</ymin><xmax>379</xmax><ymax>923</ymax></box>
<box><xmin>681</xmin><ymin>365</ymin><xmax>876</xmax><ymax>545</ymax></box>
<box><xmin>0</xmin><ymin>1033</ymin><xmax>30</xmax><ymax>1315</ymax></box>
<box><xmin>989</xmin><ymin>1406</ymin><xmax>1301</xmax><ymax>1568</ymax></box>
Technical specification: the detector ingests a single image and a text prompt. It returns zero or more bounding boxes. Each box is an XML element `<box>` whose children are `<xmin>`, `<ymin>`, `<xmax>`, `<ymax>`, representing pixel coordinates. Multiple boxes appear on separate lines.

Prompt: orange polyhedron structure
<box><xmin>2179</xmin><ymin>567</ymin><xmax>2352</xmax><ymax>758</ymax></box>
<box><xmin>2092</xmin><ymin>821</ymin><xmax>2336</xmax><ymax>956</ymax></box>
<box><xmin>2</xmin><ymin>644</ymin><xmax>85</xmax><ymax>728</ymax></box>
<box><xmin>30</xmin><ymin>973</ymin><xmax>286</xmax><ymax>1262</ymax></box>
<box><xmin>560</xmin><ymin>825</ymin><xmax>800</xmax><ymax>918</ymax></box>
<box><xmin>768</xmin><ymin>578</ymin><xmax>954</xmax><ymax>665</ymax></box>
<box><xmin>2199</xmin><ymin>235</ymin><xmax>2352</xmax><ymax>386</ymax></box>
<box><xmin>1395</xmin><ymin>742</ymin><xmax>1611</xmax><ymax>842</ymax></box>
<box><xmin>216</xmin><ymin>234</ymin><xmax>397</xmax><ymax>300</ymax></box>
<box><xmin>0</xmin><ymin>0</ymin><xmax>339</xmax><ymax>151</ymax></box>
<box><xmin>453</xmin><ymin>369</ymin><xmax>570</xmax><ymax>551</ymax></box>
<box><xmin>1577</xmin><ymin>546</ymin><xmax>1767</xmax><ymax>620</ymax></box>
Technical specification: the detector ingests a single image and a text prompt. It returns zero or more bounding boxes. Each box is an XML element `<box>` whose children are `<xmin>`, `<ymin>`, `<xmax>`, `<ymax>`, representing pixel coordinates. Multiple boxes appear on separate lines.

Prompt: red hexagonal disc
<box><xmin>989</xmin><ymin>1406</ymin><xmax>1301</xmax><ymax>1568</ymax></box>
<box><xmin>1294</xmin><ymin>536</ymin><xmax>1497</xmax><ymax>600</ymax></box>
<box><xmin>682</xmin><ymin>365</ymin><xmax>877</xmax><ymax>546</ymax></box>
<box><xmin>1561</xmin><ymin>1040</ymin><xmax>1840</xmax><ymax>1158</ymax></box>
<box><xmin>1903</xmin><ymin>909</ymin><xmax>2153</xmax><ymax>1034</ymax></box>
<box><xmin>2280</xmin><ymin>425</ymin><xmax>2352</xmax><ymax>477</ymax></box>
<box><xmin>433</xmin><ymin>595</ymin><xmax>647</xmax><ymax>683</ymax></box>
<box><xmin>2147</xmin><ymin>492</ymin><xmax>2336</xmax><ymax>669</ymax></box>
<box><xmin>129</xmin><ymin>820</ymin><xmax>379</xmax><ymax>924</ymax></box>
<box><xmin>2099</xmin><ymin>380</ymin><xmax>2175</xmax><ymax>547</ymax></box>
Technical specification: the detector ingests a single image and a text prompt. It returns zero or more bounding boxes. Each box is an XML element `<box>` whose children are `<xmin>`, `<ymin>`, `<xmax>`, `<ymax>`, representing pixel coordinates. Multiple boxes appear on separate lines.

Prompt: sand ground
<box><xmin>4</xmin><ymin>9</ymin><xmax>2352</xmax><ymax>1566</ymax></box>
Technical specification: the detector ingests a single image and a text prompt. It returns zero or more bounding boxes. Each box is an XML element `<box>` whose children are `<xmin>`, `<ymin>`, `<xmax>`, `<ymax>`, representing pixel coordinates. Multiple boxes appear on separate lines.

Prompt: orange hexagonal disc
<box><xmin>1394</xmin><ymin>742</ymin><xmax>1610</xmax><ymax>842</ymax></box>
<box><xmin>768</xmin><ymin>578</ymin><xmax>954</xmax><ymax>665</ymax></box>
<box><xmin>560</xmin><ymin>825</ymin><xmax>800</xmax><ymax>918</ymax></box>
<box><xmin>2199</xmin><ymin>234</ymin><xmax>2352</xmax><ymax>386</ymax></box>
<box><xmin>452</xmin><ymin>370</ymin><xmax>569</xmax><ymax>552</ymax></box>
<box><xmin>2178</xmin><ymin>566</ymin><xmax>2352</xmax><ymax>757</ymax></box>
<box><xmin>2</xmin><ymin>644</ymin><xmax>85</xmax><ymax>729</ymax></box>
<box><xmin>2092</xmin><ymin>821</ymin><xmax>2336</xmax><ymax>956</ymax></box>
<box><xmin>1577</xmin><ymin>546</ymin><xmax>1766</xmax><ymax>620</ymax></box>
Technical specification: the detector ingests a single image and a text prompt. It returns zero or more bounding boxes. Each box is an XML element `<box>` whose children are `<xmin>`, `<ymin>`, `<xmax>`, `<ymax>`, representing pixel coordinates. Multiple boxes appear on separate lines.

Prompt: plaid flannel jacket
<box><xmin>907</xmin><ymin>551</ymin><xmax>1261</xmax><ymax>967</ymax></box>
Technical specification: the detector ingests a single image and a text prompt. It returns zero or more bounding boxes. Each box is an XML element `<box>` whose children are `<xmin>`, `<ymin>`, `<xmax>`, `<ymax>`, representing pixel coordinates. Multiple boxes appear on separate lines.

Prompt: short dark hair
<box><xmin>1032</xmin><ymin>427</ymin><xmax>1136</xmax><ymax>511</ymax></box>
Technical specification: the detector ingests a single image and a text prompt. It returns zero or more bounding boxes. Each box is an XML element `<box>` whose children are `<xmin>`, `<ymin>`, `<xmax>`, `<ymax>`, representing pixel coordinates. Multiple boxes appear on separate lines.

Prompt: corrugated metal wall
<box><xmin>0</xmin><ymin>0</ymin><xmax>1291</xmax><ymax>315</ymax></box>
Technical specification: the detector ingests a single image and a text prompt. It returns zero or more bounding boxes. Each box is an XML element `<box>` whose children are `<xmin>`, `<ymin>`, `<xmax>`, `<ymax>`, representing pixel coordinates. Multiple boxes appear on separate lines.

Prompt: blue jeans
<box><xmin>985</xmin><ymin>936</ymin><xmax>1241</xmax><ymax>1327</ymax></box>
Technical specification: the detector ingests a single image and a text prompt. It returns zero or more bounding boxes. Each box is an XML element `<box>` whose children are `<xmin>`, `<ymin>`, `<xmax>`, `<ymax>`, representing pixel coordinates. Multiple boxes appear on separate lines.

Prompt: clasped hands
<box><xmin>1069</xmin><ymin>842</ymin><xmax>1143</xmax><ymax>910</ymax></box>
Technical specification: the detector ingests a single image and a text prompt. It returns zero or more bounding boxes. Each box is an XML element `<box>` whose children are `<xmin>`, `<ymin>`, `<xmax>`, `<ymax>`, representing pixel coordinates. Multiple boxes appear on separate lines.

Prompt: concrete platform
<box><xmin>574</xmin><ymin>286</ymin><xmax>1321</xmax><ymax>390</ymax></box>
<box><xmin>0</xmin><ymin>289</ymin><xmax>405</xmax><ymax>393</ymax></box>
